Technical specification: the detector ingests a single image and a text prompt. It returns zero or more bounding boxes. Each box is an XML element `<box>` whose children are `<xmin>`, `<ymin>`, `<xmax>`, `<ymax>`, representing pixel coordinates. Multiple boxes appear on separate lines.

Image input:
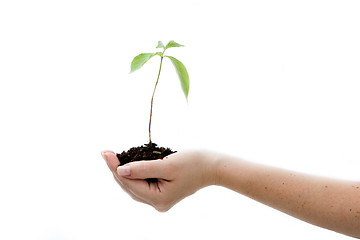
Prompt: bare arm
<box><xmin>102</xmin><ymin>150</ymin><xmax>360</xmax><ymax>238</ymax></box>
<box><xmin>216</xmin><ymin>154</ymin><xmax>360</xmax><ymax>238</ymax></box>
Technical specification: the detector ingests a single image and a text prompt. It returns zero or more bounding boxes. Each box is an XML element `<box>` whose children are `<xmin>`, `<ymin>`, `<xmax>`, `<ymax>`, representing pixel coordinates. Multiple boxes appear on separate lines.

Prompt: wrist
<box><xmin>199</xmin><ymin>151</ymin><xmax>223</xmax><ymax>187</ymax></box>
<box><xmin>210</xmin><ymin>153</ymin><xmax>247</xmax><ymax>188</ymax></box>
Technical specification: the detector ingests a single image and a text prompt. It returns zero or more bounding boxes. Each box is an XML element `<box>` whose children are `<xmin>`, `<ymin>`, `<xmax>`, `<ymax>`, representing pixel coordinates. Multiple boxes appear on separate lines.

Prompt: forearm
<box><xmin>213</xmin><ymin>154</ymin><xmax>360</xmax><ymax>238</ymax></box>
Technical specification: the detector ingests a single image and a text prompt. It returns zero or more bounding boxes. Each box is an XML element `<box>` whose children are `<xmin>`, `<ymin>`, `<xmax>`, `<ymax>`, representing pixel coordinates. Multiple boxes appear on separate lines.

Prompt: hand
<box><xmin>101</xmin><ymin>150</ymin><xmax>218</xmax><ymax>212</ymax></box>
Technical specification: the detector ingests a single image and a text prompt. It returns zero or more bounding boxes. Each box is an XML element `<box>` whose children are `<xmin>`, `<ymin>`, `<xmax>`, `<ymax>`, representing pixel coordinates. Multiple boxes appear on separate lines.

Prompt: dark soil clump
<box><xmin>116</xmin><ymin>143</ymin><xmax>176</xmax><ymax>183</ymax></box>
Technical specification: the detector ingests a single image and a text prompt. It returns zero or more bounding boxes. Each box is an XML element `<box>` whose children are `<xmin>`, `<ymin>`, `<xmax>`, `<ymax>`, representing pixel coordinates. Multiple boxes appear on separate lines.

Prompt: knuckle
<box><xmin>155</xmin><ymin>206</ymin><xmax>170</xmax><ymax>213</ymax></box>
<box><xmin>140</xmin><ymin>161</ymin><xmax>150</xmax><ymax>173</ymax></box>
<box><xmin>154</xmin><ymin>203</ymin><xmax>170</xmax><ymax>212</ymax></box>
<box><xmin>151</xmin><ymin>197</ymin><xmax>171</xmax><ymax>212</ymax></box>
<box><xmin>164</xmin><ymin>160</ymin><xmax>175</xmax><ymax>174</ymax></box>
<box><xmin>133</xmin><ymin>161</ymin><xmax>146</xmax><ymax>175</ymax></box>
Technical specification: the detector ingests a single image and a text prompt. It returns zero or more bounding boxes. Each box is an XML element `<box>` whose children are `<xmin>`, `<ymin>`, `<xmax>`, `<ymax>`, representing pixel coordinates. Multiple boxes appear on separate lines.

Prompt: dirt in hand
<box><xmin>116</xmin><ymin>142</ymin><xmax>176</xmax><ymax>183</ymax></box>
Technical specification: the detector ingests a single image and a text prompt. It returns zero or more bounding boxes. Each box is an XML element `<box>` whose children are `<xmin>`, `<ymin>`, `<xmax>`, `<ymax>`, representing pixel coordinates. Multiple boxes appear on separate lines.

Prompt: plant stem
<box><xmin>149</xmin><ymin>51</ymin><xmax>165</xmax><ymax>144</ymax></box>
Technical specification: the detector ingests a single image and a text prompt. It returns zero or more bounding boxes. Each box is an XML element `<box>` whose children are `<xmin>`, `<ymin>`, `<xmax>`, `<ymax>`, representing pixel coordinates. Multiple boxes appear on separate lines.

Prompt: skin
<box><xmin>101</xmin><ymin>150</ymin><xmax>360</xmax><ymax>238</ymax></box>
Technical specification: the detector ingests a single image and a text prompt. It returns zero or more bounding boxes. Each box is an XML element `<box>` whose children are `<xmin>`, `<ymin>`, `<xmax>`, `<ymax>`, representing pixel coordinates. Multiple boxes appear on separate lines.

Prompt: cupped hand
<box><xmin>101</xmin><ymin>150</ymin><xmax>218</xmax><ymax>212</ymax></box>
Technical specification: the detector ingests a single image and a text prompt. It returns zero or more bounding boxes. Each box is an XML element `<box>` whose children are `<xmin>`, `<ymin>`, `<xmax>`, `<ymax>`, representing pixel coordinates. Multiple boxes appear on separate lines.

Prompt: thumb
<box><xmin>117</xmin><ymin>160</ymin><xmax>169</xmax><ymax>180</ymax></box>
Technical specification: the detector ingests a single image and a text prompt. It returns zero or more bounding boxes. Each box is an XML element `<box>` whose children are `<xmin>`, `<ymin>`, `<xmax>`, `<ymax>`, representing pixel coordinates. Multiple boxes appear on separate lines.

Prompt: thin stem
<box><xmin>149</xmin><ymin>50</ymin><xmax>165</xmax><ymax>144</ymax></box>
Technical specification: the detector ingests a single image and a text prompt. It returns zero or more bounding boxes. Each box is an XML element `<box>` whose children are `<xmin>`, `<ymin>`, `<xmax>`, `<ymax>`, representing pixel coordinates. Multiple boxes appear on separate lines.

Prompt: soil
<box><xmin>116</xmin><ymin>142</ymin><xmax>176</xmax><ymax>183</ymax></box>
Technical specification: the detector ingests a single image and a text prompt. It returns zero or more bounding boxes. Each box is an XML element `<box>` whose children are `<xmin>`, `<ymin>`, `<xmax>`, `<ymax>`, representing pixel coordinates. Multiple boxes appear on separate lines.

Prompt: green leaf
<box><xmin>166</xmin><ymin>56</ymin><xmax>190</xmax><ymax>99</ymax></box>
<box><xmin>156</xmin><ymin>41</ymin><xmax>165</xmax><ymax>49</ymax></box>
<box><xmin>165</xmin><ymin>40</ymin><xmax>184</xmax><ymax>50</ymax></box>
<box><xmin>130</xmin><ymin>53</ymin><xmax>160</xmax><ymax>73</ymax></box>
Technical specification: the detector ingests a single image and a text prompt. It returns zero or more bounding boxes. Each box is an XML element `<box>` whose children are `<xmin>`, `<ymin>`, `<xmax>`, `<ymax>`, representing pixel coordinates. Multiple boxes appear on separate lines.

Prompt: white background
<box><xmin>1</xmin><ymin>0</ymin><xmax>359</xmax><ymax>239</ymax></box>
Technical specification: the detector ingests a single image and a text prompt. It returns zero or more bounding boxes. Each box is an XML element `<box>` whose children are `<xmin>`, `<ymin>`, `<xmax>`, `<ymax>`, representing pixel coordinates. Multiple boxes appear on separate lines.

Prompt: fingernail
<box><xmin>117</xmin><ymin>166</ymin><xmax>131</xmax><ymax>176</ymax></box>
<box><xmin>101</xmin><ymin>150</ymin><xmax>114</xmax><ymax>159</ymax></box>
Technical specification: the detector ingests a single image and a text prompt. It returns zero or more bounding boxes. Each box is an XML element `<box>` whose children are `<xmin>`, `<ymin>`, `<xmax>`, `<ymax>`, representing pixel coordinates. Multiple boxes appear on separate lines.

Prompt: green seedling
<box><xmin>130</xmin><ymin>40</ymin><xmax>190</xmax><ymax>145</ymax></box>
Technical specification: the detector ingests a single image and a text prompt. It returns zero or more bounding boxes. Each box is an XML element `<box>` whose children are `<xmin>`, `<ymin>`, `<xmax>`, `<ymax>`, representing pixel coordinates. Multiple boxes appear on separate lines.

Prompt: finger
<box><xmin>101</xmin><ymin>150</ymin><xmax>114</xmax><ymax>156</ymax></box>
<box><xmin>101</xmin><ymin>151</ymin><xmax>156</xmax><ymax>207</ymax></box>
<box><xmin>119</xmin><ymin>176</ymin><xmax>162</xmax><ymax>204</ymax></box>
<box><xmin>102</xmin><ymin>151</ymin><xmax>120</xmax><ymax>173</ymax></box>
<box><xmin>112</xmin><ymin>173</ymin><xmax>150</xmax><ymax>206</ymax></box>
<box><xmin>117</xmin><ymin>160</ymin><xmax>169</xmax><ymax>180</ymax></box>
<box><xmin>101</xmin><ymin>150</ymin><xmax>112</xmax><ymax>168</ymax></box>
